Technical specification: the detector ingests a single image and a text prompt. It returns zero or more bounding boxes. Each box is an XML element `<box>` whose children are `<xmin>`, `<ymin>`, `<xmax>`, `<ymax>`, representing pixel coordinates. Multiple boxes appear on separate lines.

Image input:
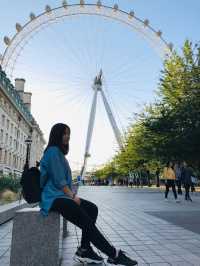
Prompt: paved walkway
<box><xmin>1</xmin><ymin>186</ymin><xmax>200</xmax><ymax>265</ymax></box>
<box><xmin>62</xmin><ymin>187</ymin><xmax>200</xmax><ymax>266</ymax></box>
<box><xmin>0</xmin><ymin>220</ymin><xmax>12</xmax><ymax>265</ymax></box>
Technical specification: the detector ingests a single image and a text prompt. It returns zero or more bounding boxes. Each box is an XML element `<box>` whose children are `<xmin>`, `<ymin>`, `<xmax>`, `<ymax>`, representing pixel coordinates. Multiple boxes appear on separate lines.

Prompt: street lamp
<box><xmin>24</xmin><ymin>135</ymin><xmax>32</xmax><ymax>170</ymax></box>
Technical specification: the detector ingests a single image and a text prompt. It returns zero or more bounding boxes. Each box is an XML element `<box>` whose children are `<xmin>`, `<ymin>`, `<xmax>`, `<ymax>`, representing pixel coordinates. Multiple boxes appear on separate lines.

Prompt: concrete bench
<box><xmin>0</xmin><ymin>200</ymin><xmax>33</xmax><ymax>225</ymax></box>
<box><xmin>10</xmin><ymin>207</ymin><xmax>68</xmax><ymax>266</ymax></box>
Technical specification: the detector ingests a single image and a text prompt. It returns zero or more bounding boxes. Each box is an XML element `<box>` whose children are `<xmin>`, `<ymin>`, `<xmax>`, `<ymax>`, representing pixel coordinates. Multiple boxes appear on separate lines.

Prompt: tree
<box><xmin>97</xmin><ymin>40</ymin><xmax>200</xmax><ymax>175</ymax></box>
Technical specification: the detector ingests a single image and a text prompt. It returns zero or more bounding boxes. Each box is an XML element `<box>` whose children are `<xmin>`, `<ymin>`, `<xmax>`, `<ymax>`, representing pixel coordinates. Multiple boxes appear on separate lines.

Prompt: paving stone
<box><xmin>142</xmin><ymin>255</ymin><xmax>167</xmax><ymax>263</ymax></box>
<box><xmin>148</xmin><ymin>262</ymin><xmax>171</xmax><ymax>266</ymax></box>
<box><xmin>1</xmin><ymin>187</ymin><xmax>200</xmax><ymax>266</ymax></box>
<box><xmin>0</xmin><ymin>256</ymin><xmax>10</xmax><ymax>266</ymax></box>
<box><xmin>0</xmin><ymin>246</ymin><xmax>9</xmax><ymax>257</ymax></box>
<box><xmin>170</xmin><ymin>261</ymin><xmax>194</xmax><ymax>266</ymax></box>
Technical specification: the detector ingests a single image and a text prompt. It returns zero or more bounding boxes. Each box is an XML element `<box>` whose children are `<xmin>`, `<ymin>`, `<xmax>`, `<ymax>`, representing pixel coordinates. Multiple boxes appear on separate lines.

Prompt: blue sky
<box><xmin>1</xmin><ymin>0</ymin><xmax>199</xmax><ymax>50</ymax></box>
<box><xmin>0</xmin><ymin>0</ymin><xmax>199</xmax><ymax>170</ymax></box>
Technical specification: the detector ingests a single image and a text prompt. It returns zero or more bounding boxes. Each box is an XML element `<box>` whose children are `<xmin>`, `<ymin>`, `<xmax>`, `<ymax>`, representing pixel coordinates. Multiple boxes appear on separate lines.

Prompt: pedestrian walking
<box><xmin>174</xmin><ymin>162</ymin><xmax>182</xmax><ymax>195</ymax></box>
<box><xmin>163</xmin><ymin>162</ymin><xmax>180</xmax><ymax>202</ymax></box>
<box><xmin>191</xmin><ymin>173</ymin><xmax>197</xmax><ymax>193</ymax></box>
<box><xmin>182</xmin><ymin>162</ymin><xmax>193</xmax><ymax>201</ymax></box>
<box><xmin>146</xmin><ymin>169</ymin><xmax>151</xmax><ymax>187</ymax></box>
<box><xmin>156</xmin><ymin>168</ymin><xmax>160</xmax><ymax>187</ymax></box>
<box><xmin>129</xmin><ymin>177</ymin><xmax>134</xmax><ymax>187</ymax></box>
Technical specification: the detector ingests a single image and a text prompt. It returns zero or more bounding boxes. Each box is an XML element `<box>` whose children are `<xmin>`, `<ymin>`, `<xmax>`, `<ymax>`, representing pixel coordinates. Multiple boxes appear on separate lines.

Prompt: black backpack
<box><xmin>20</xmin><ymin>166</ymin><xmax>43</xmax><ymax>204</ymax></box>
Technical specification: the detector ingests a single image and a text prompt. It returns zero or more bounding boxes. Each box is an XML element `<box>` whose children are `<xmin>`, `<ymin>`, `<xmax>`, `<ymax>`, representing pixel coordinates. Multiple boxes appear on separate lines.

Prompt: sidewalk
<box><xmin>1</xmin><ymin>186</ymin><xmax>200</xmax><ymax>265</ymax></box>
<box><xmin>62</xmin><ymin>186</ymin><xmax>200</xmax><ymax>266</ymax></box>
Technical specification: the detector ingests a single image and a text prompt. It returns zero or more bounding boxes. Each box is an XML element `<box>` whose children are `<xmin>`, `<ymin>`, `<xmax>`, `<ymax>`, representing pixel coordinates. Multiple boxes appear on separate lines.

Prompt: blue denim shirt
<box><xmin>39</xmin><ymin>146</ymin><xmax>72</xmax><ymax>216</ymax></box>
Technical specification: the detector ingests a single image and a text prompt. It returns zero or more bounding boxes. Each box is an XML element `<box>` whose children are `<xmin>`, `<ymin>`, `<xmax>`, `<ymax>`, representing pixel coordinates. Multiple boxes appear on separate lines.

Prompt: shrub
<box><xmin>1</xmin><ymin>189</ymin><xmax>17</xmax><ymax>203</ymax></box>
<box><xmin>0</xmin><ymin>175</ymin><xmax>21</xmax><ymax>193</ymax></box>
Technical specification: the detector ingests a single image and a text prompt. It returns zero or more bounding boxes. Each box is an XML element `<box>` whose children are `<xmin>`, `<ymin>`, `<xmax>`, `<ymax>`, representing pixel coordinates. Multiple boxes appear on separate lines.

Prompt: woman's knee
<box><xmin>80</xmin><ymin>199</ymin><xmax>98</xmax><ymax>220</ymax></box>
<box><xmin>77</xmin><ymin>213</ymin><xmax>96</xmax><ymax>231</ymax></box>
<box><xmin>89</xmin><ymin>202</ymin><xmax>98</xmax><ymax>222</ymax></box>
<box><xmin>82</xmin><ymin>219</ymin><xmax>97</xmax><ymax>234</ymax></box>
<box><xmin>92</xmin><ymin>203</ymin><xmax>98</xmax><ymax>216</ymax></box>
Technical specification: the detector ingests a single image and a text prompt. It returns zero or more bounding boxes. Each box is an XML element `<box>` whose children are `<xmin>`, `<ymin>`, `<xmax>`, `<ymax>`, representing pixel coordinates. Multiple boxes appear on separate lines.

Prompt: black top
<box><xmin>181</xmin><ymin>167</ymin><xmax>193</xmax><ymax>184</ymax></box>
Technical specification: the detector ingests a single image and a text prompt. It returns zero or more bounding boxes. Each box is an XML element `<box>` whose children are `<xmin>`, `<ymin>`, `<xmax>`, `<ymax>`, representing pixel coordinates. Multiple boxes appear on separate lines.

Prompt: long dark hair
<box><xmin>166</xmin><ymin>161</ymin><xmax>174</xmax><ymax>169</ymax></box>
<box><xmin>45</xmin><ymin>123</ymin><xmax>70</xmax><ymax>155</ymax></box>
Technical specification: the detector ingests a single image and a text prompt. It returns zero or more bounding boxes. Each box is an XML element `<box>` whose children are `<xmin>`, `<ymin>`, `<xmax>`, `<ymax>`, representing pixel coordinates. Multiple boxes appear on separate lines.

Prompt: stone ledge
<box><xmin>10</xmin><ymin>207</ymin><xmax>62</xmax><ymax>266</ymax></box>
<box><xmin>0</xmin><ymin>200</ymin><xmax>35</xmax><ymax>225</ymax></box>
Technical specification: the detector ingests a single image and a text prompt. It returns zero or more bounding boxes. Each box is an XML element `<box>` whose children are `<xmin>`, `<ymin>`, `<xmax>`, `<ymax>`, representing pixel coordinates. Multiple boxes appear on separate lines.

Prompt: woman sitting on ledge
<box><xmin>39</xmin><ymin>123</ymin><xmax>138</xmax><ymax>266</ymax></box>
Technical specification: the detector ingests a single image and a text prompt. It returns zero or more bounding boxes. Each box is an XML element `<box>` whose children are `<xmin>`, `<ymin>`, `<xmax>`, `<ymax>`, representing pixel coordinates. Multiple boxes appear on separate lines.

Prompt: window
<box><xmin>13</xmin><ymin>155</ymin><xmax>16</xmax><ymax>168</ymax></box>
<box><xmin>11</xmin><ymin>123</ymin><xmax>13</xmax><ymax>134</ymax></box>
<box><xmin>19</xmin><ymin>158</ymin><xmax>22</xmax><ymax>170</ymax></box>
<box><xmin>14</xmin><ymin>139</ymin><xmax>17</xmax><ymax>150</ymax></box>
<box><xmin>0</xmin><ymin>96</ymin><xmax>3</xmax><ymax>106</ymax></box>
<box><xmin>4</xmin><ymin>150</ymin><xmax>7</xmax><ymax>164</ymax></box>
<box><xmin>0</xmin><ymin>129</ymin><xmax>3</xmax><ymax>142</ymax></box>
<box><xmin>16</xmin><ymin>157</ymin><xmax>18</xmax><ymax>169</ymax></box>
<box><xmin>1</xmin><ymin>115</ymin><xmax>5</xmax><ymax>127</ymax></box>
<box><xmin>5</xmin><ymin>133</ymin><xmax>8</xmax><ymax>145</ymax></box>
<box><xmin>15</xmin><ymin>127</ymin><xmax>17</xmax><ymax>137</ymax></box>
<box><xmin>16</xmin><ymin>141</ymin><xmax>19</xmax><ymax>151</ymax></box>
<box><xmin>9</xmin><ymin>136</ymin><xmax>12</xmax><ymax>146</ymax></box>
<box><xmin>17</xmin><ymin>129</ymin><xmax>20</xmax><ymax>139</ymax></box>
<box><xmin>9</xmin><ymin>153</ymin><xmax>11</xmax><ymax>166</ymax></box>
<box><xmin>0</xmin><ymin>148</ymin><xmax>2</xmax><ymax>162</ymax></box>
<box><xmin>10</xmin><ymin>153</ymin><xmax>13</xmax><ymax>166</ymax></box>
<box><xmin>6</xmin><ymin>119</ymin><xmax>9</xmax><ymax>131</ymax></box>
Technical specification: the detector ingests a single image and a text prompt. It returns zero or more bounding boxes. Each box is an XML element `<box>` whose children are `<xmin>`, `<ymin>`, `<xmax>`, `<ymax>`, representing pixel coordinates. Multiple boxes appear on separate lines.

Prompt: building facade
<box><xmin>0</xmin><ymin>67</ymin><xmax>45</xmax><ymax>177</ymax></box>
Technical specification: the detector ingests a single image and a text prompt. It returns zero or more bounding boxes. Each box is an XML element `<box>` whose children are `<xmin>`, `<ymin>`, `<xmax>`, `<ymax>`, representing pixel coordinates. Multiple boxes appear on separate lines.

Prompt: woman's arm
<box><xmin>163</xmin><ymin>167</ymin><xmax>167</xmax><ymax>179</ymax></box>
<box><xmin>47</xmin><ymin>148</ymin><xmax>81</xmax><ymax>205</ymax></box>
<box><xmin>62</xmin><ymin>185</ymin><xmax>74</xmax><ymax>198</ymax></box>
<box><xmin>62</xmin><ymin>185</ymin><xmax>81</xmax><ymax>205</ymax></box>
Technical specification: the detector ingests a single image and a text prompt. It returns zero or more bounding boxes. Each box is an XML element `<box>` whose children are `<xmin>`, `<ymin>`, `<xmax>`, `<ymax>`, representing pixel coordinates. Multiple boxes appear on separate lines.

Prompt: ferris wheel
<box><xmin>0</xmin><ymin>1</ymin><xmax>172</xmax><ymax>75</ymax></box>
<box><xmin>0</xmin><ymin>1</ymin><xmax>173</xmax><ymax>176</ymax></box>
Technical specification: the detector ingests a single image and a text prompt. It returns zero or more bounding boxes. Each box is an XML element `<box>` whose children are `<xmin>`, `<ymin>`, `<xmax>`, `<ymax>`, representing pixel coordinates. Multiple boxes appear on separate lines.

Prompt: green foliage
<box><xmin>0</xmin><ymin>175</ymin><xmax>21</xmax><ymax>193</ymax></box>
<box><xmin>95</xmin><ymin>40</ymin><xmax>200</xmax><ymax>178</ymax></box>
<box><xmin>144</xmin><ymin>40</ymin><xmax>200</xmax><ymax>166</ymax></box>
<box><xmin>94</xmin><ymin>161</ymin><xmax>119</xmax><ymax>180</ymax></box>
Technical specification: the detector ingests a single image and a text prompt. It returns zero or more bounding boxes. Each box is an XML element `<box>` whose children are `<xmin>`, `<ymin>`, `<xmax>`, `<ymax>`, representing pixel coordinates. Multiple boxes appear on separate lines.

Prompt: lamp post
<box><xmin>24</xmin><ymin>135</ymin><xmax>32</xmax><ymax>171</ymax></box>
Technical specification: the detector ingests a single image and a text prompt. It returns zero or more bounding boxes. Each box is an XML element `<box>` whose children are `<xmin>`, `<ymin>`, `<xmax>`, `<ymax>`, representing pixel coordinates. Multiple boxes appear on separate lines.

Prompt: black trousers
<box><xmin>165</xmin><ymin>180</ymin><xmax>177</xmax><ymax>199</ymax></box>
<box><xmin>185</xmin><ymin>184</ymin><xmax>191</xmax><ymax>200</ymax></box>
<box><xmin>50</xmin><ymin>197</ymin><xmax>116</xmax><ymax>258</ymax></box>
<box><xmin>176</xmin><ymin>180</ymin><xmax>182</xmax><ymax>194</ymax></box>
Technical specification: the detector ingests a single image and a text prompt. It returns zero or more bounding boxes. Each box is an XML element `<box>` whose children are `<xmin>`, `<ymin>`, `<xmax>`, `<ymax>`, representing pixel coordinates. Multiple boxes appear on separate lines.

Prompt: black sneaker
<box><xmin>107</xmin><ymin>250</ymin><xmax>138</xmax><ymax>265</ymax></box>
<box><xmin>74</xmin><ymin>246</ymin><xmax>104</xmax><ymax>264</ymax></box>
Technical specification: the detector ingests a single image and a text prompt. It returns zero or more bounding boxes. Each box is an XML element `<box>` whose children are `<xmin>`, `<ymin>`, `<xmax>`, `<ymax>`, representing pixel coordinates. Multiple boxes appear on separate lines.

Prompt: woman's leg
<box><xmin>165</xmin><ymin>181</ymin><xmax>169</xmax><ymax>198</ymax></box>
<box><xmin>79</xmin><ymin>198</ymin><xmax>98</xmax><ymax>249</ymax></box>
<box><xmin>177</xmin><ymin>180</ymin><xmax>182</xmax><ymax>194</ymax></box>
<box><xmin>171</xmin><ymin>181</ymin><xmax>177</xmax><ymax>199</ymax></box>
<box><xmin>187</xmin><ymin>185</ymin><xmax>191</xmax><ymax>200</ymax></box>
<box><xmin>50</xmin><ymin>198</ymin><xmax>116</xmax><ymax>259</ymax></box>
<box><xmin>185</xmin><ymin>184</ymin><xmax>189</xmax><ymax>200</ymax></box>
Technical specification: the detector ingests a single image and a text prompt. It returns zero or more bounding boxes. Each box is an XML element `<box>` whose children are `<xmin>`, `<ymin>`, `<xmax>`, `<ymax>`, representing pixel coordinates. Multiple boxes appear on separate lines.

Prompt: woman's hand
<box><xmin>73</xmin><ymin>195</ymin><xmax>81</xmax><ymax>205</ymax></box>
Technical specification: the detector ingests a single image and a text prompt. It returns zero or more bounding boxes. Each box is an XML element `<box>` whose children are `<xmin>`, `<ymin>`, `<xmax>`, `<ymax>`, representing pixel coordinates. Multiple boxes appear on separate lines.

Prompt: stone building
<box><xmin>0</xmin><ymin>67</ymin><xmax>45</xmax><ymax>177</ymax></box>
